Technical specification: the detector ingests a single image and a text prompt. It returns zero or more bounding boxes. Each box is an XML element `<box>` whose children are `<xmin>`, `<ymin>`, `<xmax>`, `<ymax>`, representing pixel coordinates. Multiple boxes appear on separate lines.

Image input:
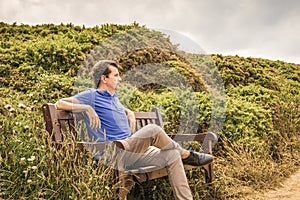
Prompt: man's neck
<box><xmin>98</xmin><ymin>86</ymin><xmax>115</xmax><ymax>95</ymax></box>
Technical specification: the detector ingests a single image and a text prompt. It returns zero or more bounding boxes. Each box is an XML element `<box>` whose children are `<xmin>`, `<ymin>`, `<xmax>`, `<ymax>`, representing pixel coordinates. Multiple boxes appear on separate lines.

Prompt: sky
<box><xmin>1</xmin><ymin>0</ymin><xmax>299</xmax><ymax>64</ymax></box>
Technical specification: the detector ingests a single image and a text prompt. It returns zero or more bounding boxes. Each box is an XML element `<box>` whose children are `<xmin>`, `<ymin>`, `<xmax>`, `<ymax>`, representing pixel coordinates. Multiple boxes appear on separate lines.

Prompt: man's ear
<box><xmin>100</xmin><ymin>75</ymin><xmax>107</xmax><ymax>83</ymax></box>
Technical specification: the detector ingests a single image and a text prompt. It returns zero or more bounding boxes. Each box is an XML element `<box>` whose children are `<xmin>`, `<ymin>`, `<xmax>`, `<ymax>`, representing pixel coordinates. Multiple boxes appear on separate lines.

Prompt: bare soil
<box><xmin>255</xmin><ymin>169</ymin><xmax>300</xmax><ymax>200</ymax></box>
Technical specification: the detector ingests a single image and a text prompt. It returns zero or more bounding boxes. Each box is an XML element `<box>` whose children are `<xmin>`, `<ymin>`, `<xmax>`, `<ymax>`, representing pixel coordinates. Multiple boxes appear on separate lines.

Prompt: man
<box><xmin>55</xmin><ymin>60</ymin><xmax>213</xmax><ymax>200</ymax></box>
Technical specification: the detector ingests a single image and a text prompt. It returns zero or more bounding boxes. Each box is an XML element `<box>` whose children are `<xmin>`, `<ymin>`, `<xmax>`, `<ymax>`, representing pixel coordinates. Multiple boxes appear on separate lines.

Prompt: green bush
<box><xmin>1</xmin><ymin>22</ymin><xmax>299</xmax><ymax>200</ymax></box>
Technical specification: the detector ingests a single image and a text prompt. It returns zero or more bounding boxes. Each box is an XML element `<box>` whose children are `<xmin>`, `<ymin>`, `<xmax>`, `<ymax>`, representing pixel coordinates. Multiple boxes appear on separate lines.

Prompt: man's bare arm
<box><xmin>55</xmin><ymin>97</ymin><xmax>100</xmax><ymax>129</ymax></box>
<box><xmin>55</xmin><ymin>97</ymin><xmax>89</xmax><ymax>112</ymax></box>
<box><xmin>125</xmin><ymin>108</ymin><xmax>136</xmax><ymax>134</ymax></box>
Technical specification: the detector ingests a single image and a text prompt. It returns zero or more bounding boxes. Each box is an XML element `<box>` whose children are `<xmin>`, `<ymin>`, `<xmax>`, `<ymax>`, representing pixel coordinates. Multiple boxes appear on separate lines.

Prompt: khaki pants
<box><xmin>109</xmin><ymin>124</ymin><xmax>193</xmax><ymax>200</ymax></box>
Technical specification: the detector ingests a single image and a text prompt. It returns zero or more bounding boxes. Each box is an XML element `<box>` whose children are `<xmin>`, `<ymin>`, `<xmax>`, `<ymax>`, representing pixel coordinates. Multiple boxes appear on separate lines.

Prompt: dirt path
<box><xmin>261</xmin><ymin>169</ymin><xmax>300</xmax><ymax>200</ymax></box>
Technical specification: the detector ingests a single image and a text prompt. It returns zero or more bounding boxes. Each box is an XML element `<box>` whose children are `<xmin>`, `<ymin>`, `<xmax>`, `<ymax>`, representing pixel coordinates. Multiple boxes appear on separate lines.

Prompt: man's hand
<box><xmin>55</xmin><ymin>97</ymin><xmax>101</xmax><ymax>129</ymax></box>
<box><xmin>86</xmin><ymin>106</ymin><xmax>101</xmax><ymax>129</ymax></box>
<box><xmin>126</xmin><ymin>109</ymin><xmax>136</xmax><ymax>134</ymax></box>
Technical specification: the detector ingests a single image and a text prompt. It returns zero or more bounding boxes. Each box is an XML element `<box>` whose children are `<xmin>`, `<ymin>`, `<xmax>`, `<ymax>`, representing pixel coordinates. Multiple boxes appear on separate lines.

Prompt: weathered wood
<box><xmin>41</xmin><ymin>103</ymin><xmax>218</xmax><ymax>199</ymax></box>
<box><xmin>134</xmin><ymin>112</ymin><xmax>158</xmax><ymax>119</ymax></box>
<box><xmin>42</xmin><ymin>103</ymin><xmax>61</xmax><ymax>142</ymax></box>
<box><xmin>151</xmin><ymin>107</ymin><xmax>164</xmax><ymax>128</ymax></box>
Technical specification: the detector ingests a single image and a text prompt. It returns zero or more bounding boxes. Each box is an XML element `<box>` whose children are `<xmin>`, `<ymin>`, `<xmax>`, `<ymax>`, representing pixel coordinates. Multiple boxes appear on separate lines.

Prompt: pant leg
<box><xmin>99</xmin><ymin>124</ymin><xmax>184</xmax><ymax>169</ymax></box>
<box><xmin>122</xmin><ymin>146</ymin><xmax>193</xmax><ymax>200</ymax></box>
<box><xmin>118</xmin><ymin>124</ymin><xmax>186</xmax><ymax>155</ymax></box>
<box><xmin>118</xmin><ymin>123</ymin><xmax>193</xmax><ymax>200</ymax></box>
<box><xmin>167</xmin><ymin>156</ymin><xmax>193</xmax><ymax>200</ymax></box>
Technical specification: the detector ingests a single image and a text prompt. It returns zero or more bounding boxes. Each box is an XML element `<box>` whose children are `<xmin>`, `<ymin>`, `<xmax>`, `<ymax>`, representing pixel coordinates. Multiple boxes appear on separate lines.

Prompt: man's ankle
<box><xmin>181</xmin><ymin>151</ymin><xmax>190</xmax><ymax>159</ymax></box>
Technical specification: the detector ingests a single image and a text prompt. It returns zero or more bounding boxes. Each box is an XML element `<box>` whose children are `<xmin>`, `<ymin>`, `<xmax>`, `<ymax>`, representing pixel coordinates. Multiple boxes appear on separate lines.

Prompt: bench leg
<box><xmin>202</xmin><ymin>163</ymin><xmax>214</xmax><ymax>184</ymax></box>
<box><xmin>118</xmin><ymin>171</ymin><xmax>135</xmax><ymax>200</ymax></box>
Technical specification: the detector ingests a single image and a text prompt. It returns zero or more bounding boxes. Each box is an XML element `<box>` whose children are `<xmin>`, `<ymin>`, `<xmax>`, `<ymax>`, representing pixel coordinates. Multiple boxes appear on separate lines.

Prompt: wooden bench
<box><xmin>41</xmin><ymin>103</ymin><xmax>218</xmax><ymax>199</ymax></box>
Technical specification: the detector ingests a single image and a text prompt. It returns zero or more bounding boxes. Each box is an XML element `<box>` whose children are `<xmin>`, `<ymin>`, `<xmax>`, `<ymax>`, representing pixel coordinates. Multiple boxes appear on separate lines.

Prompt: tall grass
<box><xmin>1</xmin><ymin>124</ymin><xmax>121</xmax><ymax>199</ymax></box>
<box><xmin>1</xmin><ymin>23</ymin><xmax>299</xmax><ymax>199</ymax></box>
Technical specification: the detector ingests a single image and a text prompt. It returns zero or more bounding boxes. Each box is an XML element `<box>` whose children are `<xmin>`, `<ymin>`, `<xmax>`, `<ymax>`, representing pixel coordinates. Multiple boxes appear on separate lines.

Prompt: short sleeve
<box><xmin>73</xmin><ymin>89</ymin><xmax>95</xmax><ymax>107</ymax></box>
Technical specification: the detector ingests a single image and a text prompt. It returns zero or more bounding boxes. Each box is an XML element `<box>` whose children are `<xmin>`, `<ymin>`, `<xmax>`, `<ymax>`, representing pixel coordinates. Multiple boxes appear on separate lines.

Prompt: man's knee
<box><xmin>141</xmin><ymin>124</ymin><xmax>164</xmax><ymax>135</ymax></box>
<box><xmin>132</xmin><ymin>123</ymin><xmax>164</xmax><ymax>139</ymax></box>
<box><xmin>147</xmin><ymin>124</ymin><xmax>163</xmax><ymax>133</ymax></box>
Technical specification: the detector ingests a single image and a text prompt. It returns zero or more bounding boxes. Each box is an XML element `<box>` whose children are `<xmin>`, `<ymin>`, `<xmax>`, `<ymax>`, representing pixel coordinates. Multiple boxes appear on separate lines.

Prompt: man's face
<box><xmin>104</xmin><ymin>65</ymin><xmax>122</xmax><ymax>91</ymax></box>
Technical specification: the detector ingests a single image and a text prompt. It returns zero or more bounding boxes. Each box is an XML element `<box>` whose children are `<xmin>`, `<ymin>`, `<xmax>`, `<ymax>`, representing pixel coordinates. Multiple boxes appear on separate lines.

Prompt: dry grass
<box><xmin>209</xmin><ymin>135</ymin><xmax>300</xmax><ymax>200</ymax></box>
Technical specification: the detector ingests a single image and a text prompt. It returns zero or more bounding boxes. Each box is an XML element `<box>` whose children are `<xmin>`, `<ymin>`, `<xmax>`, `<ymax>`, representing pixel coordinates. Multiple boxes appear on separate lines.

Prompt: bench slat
<box><xmin>130</xmin><ymin>164</ymin><xmax>202</xmax><ymax>183</ymax></box>
<box><xmin>42</xmin><ymin>103</ymin><xmax>217</xmax><ymax>199</ymax></box>
<box><xmin>57</xmin><ymin>110</ymin><xmax>74</xmax><ymax>120</ymax></box>
<box><xmin>134</xmin><ymin>112</ymin><xmax>158</xmax><ymax>119</ymax></box>
<box><xmin>170</xmin><ymin>132</ymin><xmax>217</xmax><ymax>142</ymax></box>
<box><xmin>60</xmin><ymin>120</ymin><xmax>68</xmax><ymax>134</ymax></box>
<box><xmin>141</xmin><ymin>119</ymin><xmax>146</xmax><ymax>127</ymax></box>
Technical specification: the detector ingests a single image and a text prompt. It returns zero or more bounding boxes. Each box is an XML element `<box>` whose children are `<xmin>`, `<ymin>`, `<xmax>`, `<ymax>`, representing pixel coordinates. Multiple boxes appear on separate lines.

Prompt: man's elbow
<box><xmin>55</xmin><ymin>97</ymin><xmax>80</xmax><ymax>111</ymax></box>
<box><xmin>55</xmin><ymin>98</ymin><xmax>71</xmax><ymax>110</ymax></box>
<box><xmin>55</xmin><ymin>99</ymin><xmax>64</xmax><ymax>110</ymax></box>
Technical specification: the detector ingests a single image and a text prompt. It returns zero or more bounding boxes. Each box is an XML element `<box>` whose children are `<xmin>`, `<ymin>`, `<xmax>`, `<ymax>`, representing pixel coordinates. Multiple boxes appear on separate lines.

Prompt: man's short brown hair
<box><xmin>92</xmin><ymin>60</ymin><xmax>119</xmax><ymax>88</ymax></box>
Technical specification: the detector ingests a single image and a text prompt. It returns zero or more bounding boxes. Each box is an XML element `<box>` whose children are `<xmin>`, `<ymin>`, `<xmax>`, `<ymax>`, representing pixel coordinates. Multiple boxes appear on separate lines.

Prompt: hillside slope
<box><xmin>0</xmin><ymin>22</ymin><xmax>299</xmax><ymax>200</ymax></box>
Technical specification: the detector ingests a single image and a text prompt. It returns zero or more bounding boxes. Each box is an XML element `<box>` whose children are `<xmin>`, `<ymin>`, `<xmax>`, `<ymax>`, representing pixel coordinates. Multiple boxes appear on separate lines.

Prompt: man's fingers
<box><xmin>88</xmin><ymin>115</ymin><xmax>100</xmax><ymax>129</ymax></box>
<box><xmin>129</xmin><ymin>119</ymin><xmax>136</xmax><ymax>133</ymax></box>
<box><xmin>93</xmin><ymin>116</ymin><xmax>100</xmax><ymax>129</ymax></box>
<box><xmin>96</xmin><ymin>118</ymin><xmax>101</xmax><ymax>129</ymax></box>
<box><xmin>85</xmin><ymin>107</ymin><xmax>101</xmax><ymax>129</ymax></box>
<box><xmin>92</xmin><ymin>118</ymin><xmax>100</xmax><ymax>129</ymax></box>
<box><xmin>131</xmin><ymin>126</ymin><xmax>136</xmax><ymax>133</ymax></box>
<box><xmin>90</xmin><ymin>119</ymin><xmax>95</xmax><ymax>129</ymax></box>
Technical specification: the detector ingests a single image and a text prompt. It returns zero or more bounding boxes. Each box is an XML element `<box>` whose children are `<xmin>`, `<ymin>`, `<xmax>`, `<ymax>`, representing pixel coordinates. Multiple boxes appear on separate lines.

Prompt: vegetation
<box><xmin>0</xmin><ymin>22</ymin><xmax>299</xmax><ymax>199</ymax></box>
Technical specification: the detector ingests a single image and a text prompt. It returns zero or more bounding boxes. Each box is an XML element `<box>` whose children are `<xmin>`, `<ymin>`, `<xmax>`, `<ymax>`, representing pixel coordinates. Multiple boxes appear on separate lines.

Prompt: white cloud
<box><xmin>0</xmin><ymin>0</ymin><xmax>299</xmax><ymax>64</ymax></box>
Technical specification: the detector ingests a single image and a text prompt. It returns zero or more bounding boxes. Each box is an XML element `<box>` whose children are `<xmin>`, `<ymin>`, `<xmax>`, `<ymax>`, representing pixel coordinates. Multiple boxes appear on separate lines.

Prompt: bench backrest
<box><xmin>41</xmin><ymin>103</ymin><xmax>164</xmax><ymax>143</ymax></box>
<box><xmin>41</xmin><ymin>103</ymin><xmax>217</xmax><ymax>185</ymax></box>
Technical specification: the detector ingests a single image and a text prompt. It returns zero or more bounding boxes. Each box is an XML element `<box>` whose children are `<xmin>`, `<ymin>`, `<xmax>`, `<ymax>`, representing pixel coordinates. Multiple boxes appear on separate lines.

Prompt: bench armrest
<box><xmin>169</xmin><ymin>132</ymin><xmax>218</xmax><ymax>154</ymax></box>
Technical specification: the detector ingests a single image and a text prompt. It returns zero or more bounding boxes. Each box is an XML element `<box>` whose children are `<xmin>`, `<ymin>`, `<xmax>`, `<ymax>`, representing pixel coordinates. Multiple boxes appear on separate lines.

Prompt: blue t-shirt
<box><xmin>74</xmin><ymin>89</ymin><xmax>131</xmax><ymax>142</ymax></box>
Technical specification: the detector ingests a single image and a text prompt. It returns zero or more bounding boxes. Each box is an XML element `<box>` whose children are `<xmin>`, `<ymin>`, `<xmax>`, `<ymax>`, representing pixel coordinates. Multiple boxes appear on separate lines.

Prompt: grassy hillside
<box><xmin>0</xmin><ymin>22</ymin><xmax>299</xmax><ymax>199</ymax></box>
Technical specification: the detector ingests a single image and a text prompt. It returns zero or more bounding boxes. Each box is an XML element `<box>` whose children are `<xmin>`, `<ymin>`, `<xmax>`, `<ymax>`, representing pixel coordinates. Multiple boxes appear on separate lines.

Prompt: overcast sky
<box><xmin>1</xmin><ymin>0</ymin><xmax>299</xmax><ymax>64</ymax></box>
